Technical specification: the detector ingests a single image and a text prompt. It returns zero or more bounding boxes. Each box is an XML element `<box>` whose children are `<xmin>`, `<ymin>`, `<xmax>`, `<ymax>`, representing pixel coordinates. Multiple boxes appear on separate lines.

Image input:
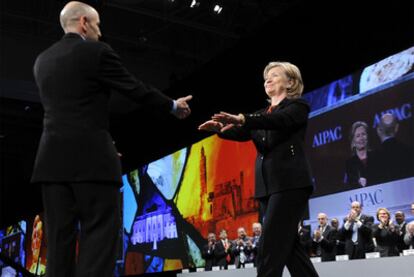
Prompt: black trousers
<box><xmin>42</xmin><ymin>182</ymin><xmax>121</xmax><ymax>277</ymax></box>
<box><xmin>256</xmin><ymin>188</ymin><xmax>319</xmax><ymax>277</ymax></box>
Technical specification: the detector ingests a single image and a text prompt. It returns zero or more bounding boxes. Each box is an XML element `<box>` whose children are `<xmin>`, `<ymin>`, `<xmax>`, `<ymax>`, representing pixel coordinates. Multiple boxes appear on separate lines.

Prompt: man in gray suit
<box><xmin>32</xmin><ymin>2</ymin><xmax>192</xmax><ymax>276</ymax></box>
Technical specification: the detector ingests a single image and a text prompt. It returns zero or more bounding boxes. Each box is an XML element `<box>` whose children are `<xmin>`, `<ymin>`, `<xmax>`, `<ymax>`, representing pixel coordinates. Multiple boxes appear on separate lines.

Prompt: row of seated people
<box><xmin>201</xmin><ymin>201</ymin><xmax>414</xmax><ymax>270</ymax></box>
<box><xmin>301</xmin><ymin>201</ymin><xmax>414</xmax><ymax>262</ymax></box>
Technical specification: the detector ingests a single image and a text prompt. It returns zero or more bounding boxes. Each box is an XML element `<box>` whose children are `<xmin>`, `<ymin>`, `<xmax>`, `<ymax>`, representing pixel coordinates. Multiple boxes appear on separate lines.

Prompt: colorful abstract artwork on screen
<box><xmin>120</xmin><ymin>135</ymin><xmax>258</xmax><ymax>274</ymax></box>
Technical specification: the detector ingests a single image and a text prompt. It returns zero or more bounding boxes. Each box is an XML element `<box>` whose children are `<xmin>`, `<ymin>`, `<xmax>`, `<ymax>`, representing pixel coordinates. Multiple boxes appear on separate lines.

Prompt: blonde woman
<box><xmin>199</xmin><ymin>62</ymin><xmax>318</xmax><ymax>277</ymax></box>
<box><xmin>372</xmin><ymin>207</ymin><xmax>400</xmax><ymax>257</ymax></box>
<box><xmin>344</xmin><ymin>121</ymin><xmax>375</xmax><ymax>187</ymax></box>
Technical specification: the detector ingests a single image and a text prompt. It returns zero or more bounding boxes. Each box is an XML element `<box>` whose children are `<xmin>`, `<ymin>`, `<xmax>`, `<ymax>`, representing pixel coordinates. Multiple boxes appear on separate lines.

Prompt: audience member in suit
<box><xmin>340</xmin><ymin>201</ymin><xmax>374</xmax><ymax>259</ymax></box>
<box><xmin>231</xmin><ymin>227</ymin><xmax>252</xmax><ymax>268</ymax></box>
<box><xmin>404</xmin><ymin>222</ymin><xmax>414</xmax><ymax>249</ymax></box>
<box><xmin>298</xmin><ymin>222</ymin><xmax>312</xmax><ymax>257</ymax></box>
<box><xmin>375</xmin><ymin>113</ymin><xmax>414</xmax><ymax>183</ymax></box>
<box><xmin>214</xmin><ymin>229</ymin><xmax>233</xmax><ymax>269</ymax></box>
<box><xmin>199</xmin><ymin>61</ymin><xmax>319</xmax><ymax>277</ymax></box>
<box><xmin>311</xmin><ymin>213</ymin><xmax>337</xmax><ymax>261</ymax></box>
<box><xmin>201</xmin><ymin>233</ymin><xmax>217</xmax><ymax>271</ymax></box>
<box><xmin>372</xmin><ymin>208</ymin><xmax>399</xmax><ymax>257</ymax></box>
<box><xmin>344</xmin><ymin>121</ymin><xmax>377</xmax><ymax>188</ymax></box>
<box><xmin>330</xmin><ymin>217</ymin><xmax>345</xmax><ymax>255</ymax></box>
<box><xmin>394</xmin><ymin>211</ymin><xmax>409</xmax><ymax>252</ymax></box>
<box><xmin>249</xmin><ymin>222</ymin><xmax>262</xmax><ymax>266</ymax></box>
<box><xmin>31</xmin><ymin>2</ymin><xmax>192</xmax><ymax>276</ymax></box>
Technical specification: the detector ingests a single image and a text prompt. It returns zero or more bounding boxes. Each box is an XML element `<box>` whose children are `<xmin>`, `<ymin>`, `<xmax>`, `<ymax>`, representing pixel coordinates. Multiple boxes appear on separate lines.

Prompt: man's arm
<box><xmin>98</xmin><ymin>44</ymin><xmax>192</xmax><ymax>118</ymax></box>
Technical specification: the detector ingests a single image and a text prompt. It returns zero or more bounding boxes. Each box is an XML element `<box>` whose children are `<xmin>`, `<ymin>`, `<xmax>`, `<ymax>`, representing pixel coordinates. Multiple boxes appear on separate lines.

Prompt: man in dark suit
<box><xmin>231</xmin><ymin>227</ymin><xmax>252</xmax><ymax>268</ymax></box>
<box><xmin>201</xmin><ymin>233</ymin><xmax>217</xmax><ymax>271</ymax></box>
<box><xmin>330</xmin><ymin>217</ymin><xmax>345</xmax><ymax>255</ymax></box>
<box><xmin>395</xmin><ymin>211</ymin><xmax>409</xmax><ymax>253</ymax></box>
<box><xmin>199</xmin><ymin>62</ymin><xmax>319</xmax><ymax>277</ymax></box>
<box><xmin>404</xmin><ymin>221</ymin><xmax>414</xmax><ymax>248</ymax></box>
<box><xmin>298</xmin><ymin>222</ymin><xmax>312</xmax><ymax>257</ymax></box>
<box><xmin>374</xmin><ymin>113</ymin><xmax>414</xmax><ymax>183</ymax></box>
<box><xmin>249</xmin><ymin>222</ymin><xmax>262</xmax><ymax>266</ymax></box>
<box><xmin>311</xmin><ymin>213</ymin><xmax>337</xmax><ymax>261</ymax></box>
<box><xmin>214</xmin><ymin>229</ymin><xmax>233</xmax><ymax>269</ymax></box>
<box><xmin>31</xmin><ymin>2</ymin><xmax>192</xmax><ymax>276</ymax></box>
<box><xmin>340</xmin><ymin>201</ymin><xmax>374</xmax><ymax>259</ymax></box>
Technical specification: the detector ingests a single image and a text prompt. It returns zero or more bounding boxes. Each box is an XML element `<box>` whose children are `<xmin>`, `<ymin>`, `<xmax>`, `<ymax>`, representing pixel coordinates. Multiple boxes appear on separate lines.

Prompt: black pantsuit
<box><xmin>257</xmin><ymin>188</ymin><xmax>317</xmax><ymax>277</ymax></box>
<box><xmin>218</xmin><ymin>97</ymin><xmax>318</xmax><ymax>277</ymax></box>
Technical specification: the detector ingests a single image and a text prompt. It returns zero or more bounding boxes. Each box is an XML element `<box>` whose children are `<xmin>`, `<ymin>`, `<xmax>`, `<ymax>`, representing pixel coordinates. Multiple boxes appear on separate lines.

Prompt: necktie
<box><xmin>224</xmin><ymin>241</ymin><xmax>231</xmax><ymax>263</ymax></box>
<box><xmin>240</xmin><ymin>249</ymin><xmax>246</xmax><ymax>264</ymax></box>
<box><xmin>351</xmin><ymin>222</ymin><xmax>358</xmax><ymax>243</ymax></box>
<box><xmin>317</xmin><ymin>227</ymin><xmax>323</xmax><ymax>256</ymax></box>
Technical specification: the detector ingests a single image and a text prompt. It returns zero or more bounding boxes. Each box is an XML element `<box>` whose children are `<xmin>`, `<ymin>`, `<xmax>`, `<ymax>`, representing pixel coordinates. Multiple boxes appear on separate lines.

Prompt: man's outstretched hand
<box><xmin>173</xmin><ymin>95</ymin><xmax>193</xmax><ymax>119</ymax></box>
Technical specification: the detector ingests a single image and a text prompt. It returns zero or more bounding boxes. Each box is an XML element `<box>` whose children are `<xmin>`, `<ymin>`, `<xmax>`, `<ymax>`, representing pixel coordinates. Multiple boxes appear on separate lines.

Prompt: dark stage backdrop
<box><xmin>1</xmin><ymin>46</ymin><xmax>413</xmax><ymax>276</ymax></box>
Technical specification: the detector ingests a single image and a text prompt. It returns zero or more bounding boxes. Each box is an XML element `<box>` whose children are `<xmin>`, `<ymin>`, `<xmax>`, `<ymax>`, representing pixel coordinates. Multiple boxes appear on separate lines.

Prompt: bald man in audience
<box><xmin>249</xmin><ymin>222</ymin><xmax>262</xmax><ymax>265</ymax></box>
<box><xmin>311</xmin><ymin>213</ymin><xmax>337</xmax><ymax>261</ymax></box>
<box><xmin>340</xmin><ymin>201</ymin><xmax>374</xmax><ymax>259</ymax></box>
<box><xmin>232</xmin><ymin>227</ymin><xmax>252</xmax><ymax>268</ymax></box>
<box><xmin>202</xmin><ymin>233</ymin><xmax>217</xmax><ymax>271</ymax></box>
<box><xmin>375</xmin><ymin>113</ymin><xmax>414</xmax><ymax>183</ymax></box>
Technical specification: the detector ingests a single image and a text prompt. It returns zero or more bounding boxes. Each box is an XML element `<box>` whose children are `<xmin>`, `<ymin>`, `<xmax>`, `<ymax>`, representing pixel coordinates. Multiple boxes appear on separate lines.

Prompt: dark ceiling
<box><xmin>1</xmin><ymin>0</ymin><xmax>413</xmax><ymax>226</ymax></box>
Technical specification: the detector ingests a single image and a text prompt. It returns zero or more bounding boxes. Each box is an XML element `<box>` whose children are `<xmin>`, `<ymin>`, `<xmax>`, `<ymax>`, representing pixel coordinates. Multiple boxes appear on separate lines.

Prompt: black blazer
<box><xmin>298</xmin><ymin>227</ymin><xmax>312</xmax><ymax>256</ymax></box>
<box><xmin>32</xmin><ymin>33</ymin><xmax>173</xmax><ymax>184</ymax></box>
<box><xmin>372</xmin><ymin>223</ymin><xmax>400</xmax><ymax>257</ymax></box>
<box><xmin>201</xmin><ymin>243</ymin><xmax>216</xmax><ymax>270</ymax></box>
<box><xmin>375</xmin><ymin>138</ymin><xmax>414</xmax><ymax>183</ymax></box>
<box><xmin>311</xmin><ymin>225</ymin><xmax>337</xmax><ymax>261</ymax></box>
<box><xmin>218</xmin><ymin>97</ymin><xmax>313</xmax><ymax>198</ymax></box>
<box><xmin>214</xmin><ymin>240</ymin><xmax>233</xmax><ymax>268</ymax></box>
<box><xmin>344</xmin><ymin>151</ymin><xmax>377</xmax><ymax>188</ymax></box>
<box><xmin>397</xmin><ymin>222</ymin><xmax>409</xmax><ymax>252</ymax></box>
<box><xmin>340</xmin><ymin>214</ymin><xmax>374</xmax><ymax>259</ymax></box>
<box><xmin>231</xmin><ymin>236</ymin><xmax>252</xmax><ymax>268</ymax></box>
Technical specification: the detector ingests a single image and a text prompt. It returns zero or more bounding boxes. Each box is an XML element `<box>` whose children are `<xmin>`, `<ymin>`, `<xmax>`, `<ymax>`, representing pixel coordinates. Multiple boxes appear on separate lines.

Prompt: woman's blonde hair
<box><xmin>376</xmin><ymin>207</ymin><xmax>391</xmax><ymax>221</ymax></box>
<box><xmin>263</xmin><ymin>61</ymin><xmax>304</xmax><ymax>99</ymax></box>
<box><xmin>349</xmin><ymin>121</ymin><xmax>369</xmax><ymax>153</ymax></box>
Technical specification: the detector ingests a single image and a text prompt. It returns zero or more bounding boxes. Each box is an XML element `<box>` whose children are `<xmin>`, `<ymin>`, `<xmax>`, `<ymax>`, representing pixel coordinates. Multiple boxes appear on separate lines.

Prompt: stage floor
<box><xmin>177</xmin><ymin>255</ymin><xmax>414</xmax><ymax>277</ymax></box>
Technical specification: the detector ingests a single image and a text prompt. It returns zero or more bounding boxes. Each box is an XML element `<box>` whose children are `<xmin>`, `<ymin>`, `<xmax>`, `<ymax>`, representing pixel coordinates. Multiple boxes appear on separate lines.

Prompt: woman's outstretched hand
<box><xmin>198</xmin><ymin>120</ymin><xmax>235</xmax><ymax>133</ymax></box>
<box><xmin>212</xmin><ymin>112</ymin><xmax>244</xmax><ymax>125</ymax></box>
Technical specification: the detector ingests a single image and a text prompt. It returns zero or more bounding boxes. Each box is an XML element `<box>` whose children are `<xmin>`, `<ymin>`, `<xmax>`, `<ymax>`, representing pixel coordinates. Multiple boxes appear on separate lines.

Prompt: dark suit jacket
<box><xmin>375</xmin><ymin>137</ymin><xmax>414</xmax><ymax>183</ymax></box>
<box><xmin>311</xmin><ymin>225</ymin><xmax>337</xmax><ymax>261</ymax></box>
<box><xmin>32</xmin><ymin>33</ymin><xmax>172</xmax><ymax>183</ymax></box>
<box><xmin>231</xmin><ymin>236</ymin><xmax>252</xmax><ymax>268</ymax></box>
<box><xmin>298</xmin><ymin>226</ymin><xmax>312</xmax><ymax>256</ymax></box>
<box><xmin>214</xmin><ymin>240</ymin><xmax>233</xmax><ymax>268</ymax></box>
<box><xmin>218</xmin><ymin>98</ymin><xmax>313</xmax><ymax>198</ymax></box>
<box><xmin>372</xmin><ymin>223</ymin><xmax>400</xmax><ymax>257</ymax></box>
<box><xmin>344</xmin><ymin>151</ymin><xmax>378</xmax><ymax>188</ymax></box>
<box><xmin>249</xmin><ymin>235</ymin><xmax>260</xmax><ymax>265</ymax></box>
<box><xmin>201</xmin><ymin>243</ymin><xmax>216</xmax><ymax>270</ymax></box>
<box><xmin>397</xmin><ymin>222</ymin><xmax>409</xmax><ymax>252</ymax></box>
<box><xmin>340</xmin><ymin>214</ymin><xmax>374</xmax><ymax>259</ymax></box>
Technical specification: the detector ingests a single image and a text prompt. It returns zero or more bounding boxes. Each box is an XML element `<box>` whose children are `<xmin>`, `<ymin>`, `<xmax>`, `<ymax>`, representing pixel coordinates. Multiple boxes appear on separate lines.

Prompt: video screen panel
<box><xmin>304</xmin><ymin>46</ymin><xmax>414</xmax><ymax>227</ymax></box>
<box><xmin>120</xmin><ymin>135</ymin><xmax>258</xmax><ymax>274</ymax></box>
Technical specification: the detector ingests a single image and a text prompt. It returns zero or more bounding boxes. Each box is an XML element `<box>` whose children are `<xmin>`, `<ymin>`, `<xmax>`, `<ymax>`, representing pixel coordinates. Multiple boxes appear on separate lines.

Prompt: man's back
<box><xmin>32</xmin><ymin>33</ymin><xmax>123</xmax><ymax>184</ymax></box>
<box><xmin>34</xmin><ymin>33</ymin><xmax>112</xmax><ymax>134</ymax></box>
